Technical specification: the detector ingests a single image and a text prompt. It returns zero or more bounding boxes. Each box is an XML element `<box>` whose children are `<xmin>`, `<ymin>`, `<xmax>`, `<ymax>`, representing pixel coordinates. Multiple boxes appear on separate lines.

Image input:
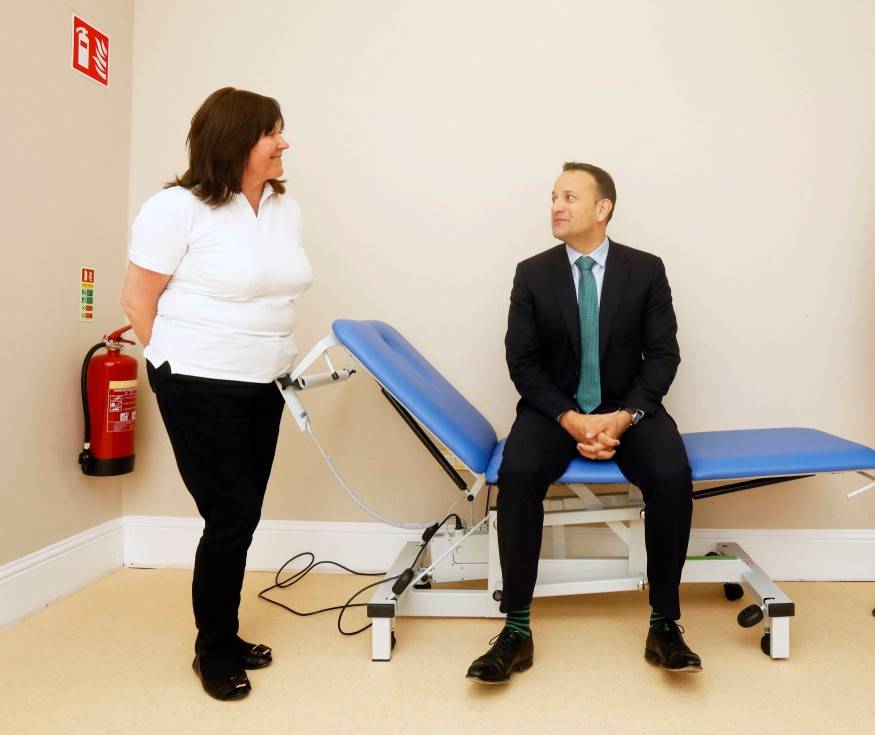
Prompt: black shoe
<box><xmin>192</xmin><ymin>655</ymin><xmax>252</xmax><ymax>700</ymax></box>
<box><xmin>644</xmin><ymin>621</ymin><xmax>702</xmax><ymax>672</ymax></box>
<box><xmin>236</xmin><ymin>638</ymin><xmax>272</xmax><ymax>669</ymax></box>
<box><xmin>466</xmin><ymin>627</ymin><xmax>534</xmax><ymax>684</ymax></box>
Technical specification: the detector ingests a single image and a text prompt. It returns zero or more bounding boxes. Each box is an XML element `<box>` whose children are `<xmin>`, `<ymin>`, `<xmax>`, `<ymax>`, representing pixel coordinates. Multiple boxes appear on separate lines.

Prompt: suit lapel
<box><xmin>547</xmin><ymin>244</ymin><xmax>581</xmax><ymax>364</ymax></box>
<box><xmin>599</xmin><ymin>240</ymin><xmax>629</xmax><ymax>358</ymax></box>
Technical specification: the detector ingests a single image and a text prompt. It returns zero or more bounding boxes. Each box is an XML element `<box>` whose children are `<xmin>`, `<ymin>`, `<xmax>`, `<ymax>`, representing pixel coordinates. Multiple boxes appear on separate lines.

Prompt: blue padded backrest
<box><xmin>332</xmin><ymin>320</ymin><xmax>498</xmax><ymax>474</ymax></box>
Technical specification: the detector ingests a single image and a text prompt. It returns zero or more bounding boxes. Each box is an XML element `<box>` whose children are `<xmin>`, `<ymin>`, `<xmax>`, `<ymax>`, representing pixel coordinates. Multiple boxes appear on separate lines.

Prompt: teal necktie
<box><xmin>575</xmin><ymin>256</ymin><xmax>601</xmax><ymax>413</ymax></box>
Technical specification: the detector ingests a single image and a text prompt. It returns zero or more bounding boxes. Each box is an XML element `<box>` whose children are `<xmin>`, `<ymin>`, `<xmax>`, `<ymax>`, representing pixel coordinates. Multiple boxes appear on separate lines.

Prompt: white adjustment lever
<box><xmin>296</xmin><ymin>367</ymin><xmax>356</xmax><ymax>390</ymax></box>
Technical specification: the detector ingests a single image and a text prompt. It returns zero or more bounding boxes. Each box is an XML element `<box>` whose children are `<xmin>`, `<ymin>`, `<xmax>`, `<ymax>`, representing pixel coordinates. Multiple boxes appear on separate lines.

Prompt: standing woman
<box><xmin>121</xmin><ymin>88</ymin><xmax>313</xmax><ymax>701</ymax></box>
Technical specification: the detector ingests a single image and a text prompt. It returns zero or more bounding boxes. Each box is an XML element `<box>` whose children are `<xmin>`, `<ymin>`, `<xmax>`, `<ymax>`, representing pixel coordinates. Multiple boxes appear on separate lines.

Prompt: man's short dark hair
<box><xmin>562</xmin><ymin>162</ymin><xmax>616</xmax><ymax>222</ymax></box>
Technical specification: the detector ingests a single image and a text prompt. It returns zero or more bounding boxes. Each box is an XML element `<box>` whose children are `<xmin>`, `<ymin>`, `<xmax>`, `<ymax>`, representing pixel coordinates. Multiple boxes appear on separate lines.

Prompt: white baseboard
<box><xmin>0</xmin><ymin>519</ymin><xmax>123</xmax><ymax>628</ymax></box>
<box><xmin>124</xmin><ymin>516</ymin><xmax>875</xmax><ymax>582</ymax></box>
<box><xmin>689</xmin><ymin>528</ymin><xmax>875</xmax><ymax>581</ymax></box>
<box><xmin>552</xmin><ymin>527</ymin><xmax>875</xmax><ymax>581</ymax></box>
<box><xmin>123</xmin><ymin>516</ymin><xmax>419</xmax><ymax>573</ymax></box>
<box><xmin>4</xmin><ymin>517</ymin><xmax>875</xmax><ymax>628</ymax></box>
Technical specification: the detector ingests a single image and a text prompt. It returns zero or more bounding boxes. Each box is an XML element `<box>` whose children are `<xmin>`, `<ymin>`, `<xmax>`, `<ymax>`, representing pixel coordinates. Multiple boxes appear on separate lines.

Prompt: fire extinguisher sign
<box><xmin>71</xmin><ymin>15</ymin><xmax>109</xmax><ymax>87</ymax></box>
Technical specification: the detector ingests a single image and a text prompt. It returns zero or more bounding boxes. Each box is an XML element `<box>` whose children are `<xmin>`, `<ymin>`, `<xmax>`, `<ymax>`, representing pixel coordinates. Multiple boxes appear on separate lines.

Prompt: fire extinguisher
<box><xmin>78</xmin><ymin>326</ymin><xmax>138</xmax><ymax>476</ymax></box>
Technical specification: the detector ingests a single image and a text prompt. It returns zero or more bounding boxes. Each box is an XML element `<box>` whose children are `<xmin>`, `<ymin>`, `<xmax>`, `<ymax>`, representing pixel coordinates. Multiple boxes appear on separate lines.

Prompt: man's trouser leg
<box><xmin>612</xmin><ymin>407</ymin><xmax>693</xmax><ymax>620</ymax></box>
<box><xmin>496</xmin><ymin>404</ymin><xmax>578</xmax><ymax>614</ymax></box>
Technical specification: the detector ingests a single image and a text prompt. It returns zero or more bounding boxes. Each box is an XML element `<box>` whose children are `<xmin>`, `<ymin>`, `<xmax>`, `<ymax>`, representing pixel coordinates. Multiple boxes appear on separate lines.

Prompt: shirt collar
<box><xmin>565</xmin><ymin>236</ymin><xmax>610</xmax><ymax>269</ymax></box>
<box><xmin>259</xmin><ymin>183</ymin><xmax>276</xmax><ymax>204</ymax></box>
<box><xmin>235</xmin><ymin>183</ymin><xmax>276</xmax><ymax>208</ymax></box>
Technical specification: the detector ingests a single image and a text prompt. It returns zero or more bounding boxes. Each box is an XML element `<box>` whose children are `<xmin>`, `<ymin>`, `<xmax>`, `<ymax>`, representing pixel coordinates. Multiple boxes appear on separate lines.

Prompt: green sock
<box><xmin>505</xmin><ymin>606</ymin><xmax>532</xmax><ymax>638</ymax></box>
<box><xmin>650</xmin><ymin>608</ymin><xmax>668</xmax><ymax>628</ymax></box>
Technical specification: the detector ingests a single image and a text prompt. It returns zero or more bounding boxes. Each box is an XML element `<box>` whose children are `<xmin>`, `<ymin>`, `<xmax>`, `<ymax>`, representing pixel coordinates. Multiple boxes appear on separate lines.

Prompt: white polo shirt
<box><xmin>129</xmin><ymin>184</ymin><xmax>314</xmax><ymax>383</ymax></box>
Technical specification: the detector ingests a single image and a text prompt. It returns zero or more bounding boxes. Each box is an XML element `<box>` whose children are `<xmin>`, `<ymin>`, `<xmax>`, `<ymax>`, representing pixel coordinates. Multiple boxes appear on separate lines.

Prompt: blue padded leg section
<box><xmin>682</xmin><ymin>428</ymin><xmax>875</xmax><ymax>480</ymax></box>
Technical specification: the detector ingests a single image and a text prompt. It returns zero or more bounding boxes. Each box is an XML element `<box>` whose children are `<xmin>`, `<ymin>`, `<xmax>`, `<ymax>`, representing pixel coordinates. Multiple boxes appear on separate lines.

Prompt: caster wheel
<box><xmin>760</xmin><ymin>633</ymin><xmax>771</xmax><ymax>656</ymax></box>
<box><xmin>413</xmin><ymin>580</ymin><xmax>432</xmax><ymax>590</ymax></box>
<box><xmin>391</xmin><ymin>632</ymin><xmax>397</xmax><ymax>650</ymax></box>
<box><xmin>705</xmin><ymin>551</ymin><xmax>719</xmax><ymax>557</ymax></box>
<box><xmin>724</xmin><ymin>583</ymin><xmax>744</xmax><ymax>601</ymax></box>
<box><xmin>738</xmin><ymin>604</ymin><xmax>764</xmax><ymax>628</ymax></box>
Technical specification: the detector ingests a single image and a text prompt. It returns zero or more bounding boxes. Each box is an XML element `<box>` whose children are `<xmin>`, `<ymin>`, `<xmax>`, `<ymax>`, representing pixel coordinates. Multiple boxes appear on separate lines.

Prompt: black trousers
<box><xmin>147</xmin><ymin>361</ymin><xmax>285</xmax><ymax>673</ymax></box>
<box><xmin>496</xmin><ymin>403</ymin><xmax>693</xmax><ymax>620</ymax></box>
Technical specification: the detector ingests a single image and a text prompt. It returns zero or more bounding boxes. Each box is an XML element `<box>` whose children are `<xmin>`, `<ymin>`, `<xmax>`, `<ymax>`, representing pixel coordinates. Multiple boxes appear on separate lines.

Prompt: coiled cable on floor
<box><xmin>257</xmin><ymin>553</ymin><xmax>396</xmax><ymax>636</ymax></box>
<box><xmin>257</xmin><ymin>514</ymin><xmax>463</xmax><ymax>635</ymax></box>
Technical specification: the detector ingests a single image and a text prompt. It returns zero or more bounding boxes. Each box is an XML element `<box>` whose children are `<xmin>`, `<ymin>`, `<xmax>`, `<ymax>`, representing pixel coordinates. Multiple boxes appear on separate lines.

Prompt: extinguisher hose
<box><xmin>80</xmin><ymin>342</ymin><xmax>105</xmax><ymax>448</ymax></box>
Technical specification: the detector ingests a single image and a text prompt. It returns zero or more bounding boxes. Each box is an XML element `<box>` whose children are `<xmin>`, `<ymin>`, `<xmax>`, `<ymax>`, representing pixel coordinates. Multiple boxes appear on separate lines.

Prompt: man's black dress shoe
<box><xmin>466</xmin><ymin>628</ymin><xmax>534</xmax><ymax>684</ymax></box>
<box><xmin>236</xmin><ymin>638</ymin><xmax>272</xmax><ymax>669</ymax></box>
<box><xmin>192</xmin><ymin>655</ymin><xmax>252</xmax><ymax>700</ymax></box>
<box><xmin>644</xmin><ymin>621</ymin><xmax>702</xmax><ymax>672</ymax></box>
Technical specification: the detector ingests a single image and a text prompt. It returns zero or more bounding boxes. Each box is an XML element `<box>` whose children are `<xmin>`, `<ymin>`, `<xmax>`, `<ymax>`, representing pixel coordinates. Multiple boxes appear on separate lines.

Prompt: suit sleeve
<box><xmin>505</xmin><ymin>263</ymin><xmax>579</xmax><ymax>421</ymax></box>
<box><xmin>621</xmin><ymin>257</ymin><xmax>681</xmax><ymax>413</ymax></box>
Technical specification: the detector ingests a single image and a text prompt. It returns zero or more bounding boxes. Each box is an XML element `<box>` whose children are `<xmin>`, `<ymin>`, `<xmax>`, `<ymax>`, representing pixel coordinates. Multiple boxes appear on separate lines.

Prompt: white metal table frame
<box><xmin>276</xmin><ymin>332</ymin><xmax>872</xmax><ymax>664</ymax></box>
<box><xmin>365</xmin><ymin>481</ymin><xmax>794</xmax><ymax>662</ymax></box>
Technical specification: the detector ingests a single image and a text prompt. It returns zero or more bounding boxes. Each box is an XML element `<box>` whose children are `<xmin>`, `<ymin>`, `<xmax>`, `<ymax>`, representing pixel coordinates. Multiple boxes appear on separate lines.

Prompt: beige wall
<box><xmin>121</xmin><ymin>0</ymin><xmax>875</xmax><ymax>529</ymax></box>
<box><xmin>0</xmin><ymin>0</ymin><xmax>135</xmax><ymax>564</ymax></box>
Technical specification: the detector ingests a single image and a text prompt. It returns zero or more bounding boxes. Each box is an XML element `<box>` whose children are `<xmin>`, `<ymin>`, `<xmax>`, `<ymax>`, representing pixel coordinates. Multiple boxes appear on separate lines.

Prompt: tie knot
<box><xmin>575</xmin><ymin>256</ymin><xmax>596</xmax><ymax>273</ymax></box>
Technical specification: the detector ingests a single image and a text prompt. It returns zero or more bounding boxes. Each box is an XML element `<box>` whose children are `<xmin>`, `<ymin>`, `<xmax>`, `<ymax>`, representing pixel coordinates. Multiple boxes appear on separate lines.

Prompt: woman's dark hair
<box><xmin>169</xmin><ymin>87</ymin><xmax>286</xmax><ymax>206</ymax></box>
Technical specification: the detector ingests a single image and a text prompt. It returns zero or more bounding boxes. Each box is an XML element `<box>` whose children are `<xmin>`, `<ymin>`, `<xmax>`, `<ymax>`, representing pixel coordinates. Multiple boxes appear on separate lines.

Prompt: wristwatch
<box><xmin>620</xmin><ymin>407</ymin><xmax>645</xmax><ymax>426</ymax></box>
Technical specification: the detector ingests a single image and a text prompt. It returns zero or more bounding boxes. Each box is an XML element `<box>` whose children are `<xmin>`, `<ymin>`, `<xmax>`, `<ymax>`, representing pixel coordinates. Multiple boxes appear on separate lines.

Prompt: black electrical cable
<box><xmin>258</xmin><ymin>514</ymin><xmax>459</xmax><ymax>636</ymax></box>
<box><xmin>257</xmin><ymin>553</ymin><xmax>390</xmax><ymax>635</ymax></box>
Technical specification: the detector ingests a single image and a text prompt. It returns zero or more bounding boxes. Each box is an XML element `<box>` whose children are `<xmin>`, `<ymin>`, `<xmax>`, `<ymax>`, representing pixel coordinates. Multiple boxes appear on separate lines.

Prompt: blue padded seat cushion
<box><xmin>485</xmin><ymin>428</ymin><xmax>875</xmax><ymax>485</ymax></box>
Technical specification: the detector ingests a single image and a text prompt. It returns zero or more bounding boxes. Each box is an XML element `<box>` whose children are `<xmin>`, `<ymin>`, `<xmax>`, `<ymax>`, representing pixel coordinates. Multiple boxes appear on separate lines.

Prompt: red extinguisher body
<box><xmin>79</xmin><ymin>327</ymin><xmax>138</xmax><ymax>476</ymax></box>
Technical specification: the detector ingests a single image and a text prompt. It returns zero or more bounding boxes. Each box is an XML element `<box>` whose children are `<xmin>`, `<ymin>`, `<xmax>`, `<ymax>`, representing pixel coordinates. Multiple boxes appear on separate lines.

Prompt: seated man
<box><xmin>466</xmin><ymin>162</ymin><xmax>700</xmax><ymax>684</ymax></box>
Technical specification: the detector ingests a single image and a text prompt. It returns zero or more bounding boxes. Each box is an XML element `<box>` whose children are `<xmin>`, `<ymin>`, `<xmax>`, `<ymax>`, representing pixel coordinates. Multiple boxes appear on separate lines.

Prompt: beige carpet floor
<box><xmin>1</xmin><ymin>569</ymin><xmax>874</xmax><ymax>734</ymax></box>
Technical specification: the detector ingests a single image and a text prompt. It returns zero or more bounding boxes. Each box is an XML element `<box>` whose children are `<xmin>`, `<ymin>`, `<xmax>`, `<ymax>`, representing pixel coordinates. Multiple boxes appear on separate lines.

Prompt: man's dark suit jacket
<box><xmin>505</xmin><ymin>240</ymin><xmax>681</xmax><ymax>421</ymax></box>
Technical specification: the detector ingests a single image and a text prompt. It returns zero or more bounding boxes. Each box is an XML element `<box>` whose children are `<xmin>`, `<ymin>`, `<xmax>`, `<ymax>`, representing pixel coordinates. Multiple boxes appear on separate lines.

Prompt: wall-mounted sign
<box><xmin>71</xmin><ymin>15</ymin><xmax>109</xmax><ymax>87</ymax></box>
<box><xmin>81</xmin><ymin>267</ymin><xmax>95</xmax><ymax>321</ymax></box>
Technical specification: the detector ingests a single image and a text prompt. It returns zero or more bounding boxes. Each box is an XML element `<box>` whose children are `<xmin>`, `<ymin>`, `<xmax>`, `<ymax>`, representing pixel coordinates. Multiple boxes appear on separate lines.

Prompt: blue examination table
<box><xmin>278</xmin><ymin>319</ymin><xmax>875</xmax><ymax>662</ymax></box>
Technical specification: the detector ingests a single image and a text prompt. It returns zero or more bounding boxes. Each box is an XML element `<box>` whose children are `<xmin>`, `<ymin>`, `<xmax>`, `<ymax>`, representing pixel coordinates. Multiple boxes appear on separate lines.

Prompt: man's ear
<box><xmin>596</xmin><ymin>198</ymin><xmax>613</xmax><ymax>223</ymax></box>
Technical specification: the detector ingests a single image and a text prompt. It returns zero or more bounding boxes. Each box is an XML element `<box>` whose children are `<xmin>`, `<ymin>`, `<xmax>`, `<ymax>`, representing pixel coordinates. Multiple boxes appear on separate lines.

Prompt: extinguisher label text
<box><xmin>107</xmin><ymin>380</ymin><xmax>137</xmax><ymax>433</ymax></box>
